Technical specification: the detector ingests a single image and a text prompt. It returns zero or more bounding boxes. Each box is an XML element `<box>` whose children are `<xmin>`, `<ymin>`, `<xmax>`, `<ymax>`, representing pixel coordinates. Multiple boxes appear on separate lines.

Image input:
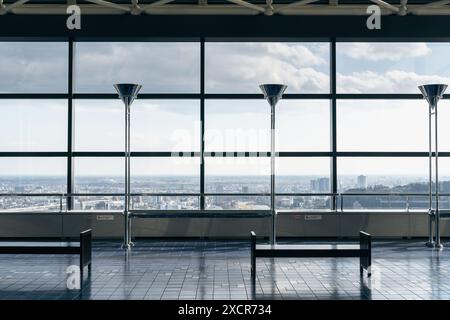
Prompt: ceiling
<box><xmin>0</xmin><ymin>0</ymin><xmax>450</xmax><ymax>16</ymax></box>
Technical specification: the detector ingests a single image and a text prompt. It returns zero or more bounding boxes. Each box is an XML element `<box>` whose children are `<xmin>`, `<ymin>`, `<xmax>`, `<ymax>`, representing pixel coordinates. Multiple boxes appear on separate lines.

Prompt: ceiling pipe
<box><xmin>275</xmin><ymin>0</ymin><xmax>319</xmax><ymax>13</ymax></box>
<box><xmin>8</xmin><ymin>3</ymin><xmax>450</xmax><ymax>15</ymax></box>
<box><xmin>398</xmin><ymin>0</ymin><xmax>407</xmax><ymax>15</ymax></box>
<box><xmin>0</xmin><ymin>0</ymin><xmax>30</xmax><ymax>14</ymax></box>
<box><xmin>226</xmin><ymin>0</ymin><xmax>265</xmax><ymax>13</ymax></box>
<box><xmin>370</xmin><ymin>0</ymin><xmax>400</xmax><ymax>13</ymax></box>
<box><xmin>84</xmin><ymin>0</ymin><xmax>131</xmax><ymax>12</ymax></box>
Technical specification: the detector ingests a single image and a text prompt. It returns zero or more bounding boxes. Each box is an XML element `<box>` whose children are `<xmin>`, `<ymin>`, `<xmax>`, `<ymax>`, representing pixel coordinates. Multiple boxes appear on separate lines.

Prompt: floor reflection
<box><xmin>0</xmin><ymin>239</ymin><xmax>449</xmax><ymax>300</ymax></box>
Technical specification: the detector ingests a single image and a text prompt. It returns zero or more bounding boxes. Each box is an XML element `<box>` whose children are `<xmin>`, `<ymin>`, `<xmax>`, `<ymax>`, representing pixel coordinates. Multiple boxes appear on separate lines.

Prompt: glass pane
<box><xmin>276</xmin><ymin>157</ymin><xmax>331</xmax><ymax>193</ymax></box>
<box><xmin>338</xmin><ymin>157</ymin><xmax>428</xmax><ymax>210</ymax></box>
<box><xmin>276</xmin><ymin>157</ymin><xmax>331</xmax><ymax>210</ymax></box>
<box><xmin>0</xmin><ymin>158</ymin><xmax>66</xmax><ymax>211</ymax></box>
<box><xmin>131</xmin><ymin>157</ymin><xmax>200</xmax><ymax>193</ymax></box>
<box><xmin>0</xmin><ymin>100</ymin><xmax>67</xmax><ymax>151</ymax></box>
<box><xmin>131</xmin><ymin>157</ymin><xmax>200</xmax><ymax>210</ymax></box>
<box><xmin>438</xmin><ymin>100</ymin><xmax>450</xmax><ymax>151</ymax></box>
<box><xmin>337</xmin><ymin>100</ymin><xmax>428</xmax><ymax>152</ymax></box>
<box><xmin>74</xmin><ymin>157</ymin><xmax>124</xmax><ymax>210</ymax></box>
<box><xmin>131</xmin><ymin>100</ymin><xmax>200</xmax><ymax>152</ymax></box>
<box><xmin>75</xmin><ymin>42</ymin><xmax>200</xmax><ymax>93</ymax></box>
<box><xmin>439</xmin><ymin>158</ymin><xmax>450</xmax><ymax>210</ymax></box>
<box><xmin>275</xmin><ymin>195</ymin><xmax>332</xmax><ymax>210</ymax></box>
<box><xmin>206</xmin><ymin>42</ymin><xmax>330</xmax><ymax>93</ymax></box>
<box><xmin>0</xmin><ymin>42</ymin><xmax>68</xmax><ymax>93</ymax></box>
<box><xmin>205</xmin><ymin>156</ymin><xmax>270</xmax><ymax>210</ymax></box>
<box><xmin>337</xmin><ymin>42</ymin><xmax>450</xmax><ymax>93</ymax></box>
<box><xmin>277</xmin><ymin>100</ymin><xmax>330</xmax><ymax>151</ymax></box>
<box><xmin>74</xmin><ymin>100</ymin><xmax>124</xmax><ymax>151</ymax></box>
<box><xmin>205</xmin><ymin>157</ymin><xmax>270</xmax><ymax>195</ymax></box>
<box><xmin>205</xmin><ymin>100</ymin><xmax>270</xmax><ymax>152</ymax></box>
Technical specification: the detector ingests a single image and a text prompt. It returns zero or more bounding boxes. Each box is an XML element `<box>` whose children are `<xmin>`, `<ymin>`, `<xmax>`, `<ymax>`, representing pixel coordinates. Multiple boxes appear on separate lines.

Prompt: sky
<box><xmin>1</xmin><ymin>41</ymin><xmax>450</xmax><ymax>177</ymax></box>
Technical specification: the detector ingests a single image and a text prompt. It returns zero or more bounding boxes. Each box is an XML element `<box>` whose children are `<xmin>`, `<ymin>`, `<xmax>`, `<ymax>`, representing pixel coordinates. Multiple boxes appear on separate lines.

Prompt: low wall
<box><xmin>0</xmin><ymin>212</ymin><xmax>449</xmax><ymax>239</ymax></box>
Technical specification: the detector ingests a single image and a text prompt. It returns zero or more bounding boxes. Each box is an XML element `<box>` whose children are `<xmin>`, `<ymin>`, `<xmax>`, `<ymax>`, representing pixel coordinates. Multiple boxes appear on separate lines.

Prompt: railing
<box><xmin>0</xmin><ymin>192</ymin><xmax>449</xmax><ymax>214</ymax></box>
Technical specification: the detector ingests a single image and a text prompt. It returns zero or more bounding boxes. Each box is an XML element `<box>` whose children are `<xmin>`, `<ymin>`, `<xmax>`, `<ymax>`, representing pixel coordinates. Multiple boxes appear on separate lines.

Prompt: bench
<box><xmin>250</xmin><ymin>231</ymin><xmax>372</xmax><ymax>280</ymax></box>
<box><xmin>0</xmin><ymin>229</ymin><xmax>92</xmax><ymax>282</ymax></box>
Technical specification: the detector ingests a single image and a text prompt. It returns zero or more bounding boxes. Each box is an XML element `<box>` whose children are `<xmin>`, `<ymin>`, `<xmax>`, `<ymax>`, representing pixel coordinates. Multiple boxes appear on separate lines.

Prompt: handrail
<box><xmin>0</xmin><ymin>192</ymin><xmax>448</xmax><ymax>214</ymax></box>
<box><xmin>1</xmin><ymin>192</ymin><xmax>450</xmax><ymax>197</ymax></box>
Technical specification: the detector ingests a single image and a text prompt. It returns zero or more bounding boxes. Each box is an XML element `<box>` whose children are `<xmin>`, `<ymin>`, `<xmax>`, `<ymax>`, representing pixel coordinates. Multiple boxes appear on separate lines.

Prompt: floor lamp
<box><xmin>259</xmin><ymin>84</ymin><xmax>287</xmax><ymax>245</ymax></box>
<box><xmin>114</xmin><ymin>83</ymin><xmax>142</xmax><ymax>250</ymax></box>
<box><xmin>419</xmin><ymin>84</ymin><xmax>447</xmax><ymax>249</ymax></box>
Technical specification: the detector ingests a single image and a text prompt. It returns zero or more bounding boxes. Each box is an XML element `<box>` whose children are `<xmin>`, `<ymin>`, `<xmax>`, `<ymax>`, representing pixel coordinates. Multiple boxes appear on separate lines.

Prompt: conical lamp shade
<box><xmin>419</xmin><ymin>84</ymin><xmax>448</xmax><ymax>108</ymax></box>
<box><xmin>114</xmin><ymin>83</ymin><xmax>142</xmax><ymax>106</ymax></box>
<box><xmin>259</xmin><ymin>84</ymin><xmax>288</xmax><ymax>107</ymax></box>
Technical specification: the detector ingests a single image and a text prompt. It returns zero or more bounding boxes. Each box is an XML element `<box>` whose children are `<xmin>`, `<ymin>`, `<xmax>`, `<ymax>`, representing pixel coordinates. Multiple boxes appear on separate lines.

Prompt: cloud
<box><xmin>339</xmin><ymin>43</ymin><xmax>432</xmax><ymax>61</ymax></box>
<box><xmin>76</xmin><ymin>43</ymin><xmax>200</xmax><ymax>93</ymax></box>
<box><xmin>338</xmin><ymin>70</ymin><xmax>450</xmax><ymax>93</ymax></box>
<box><xmin>0</xmin><ymin>43</ymin><xmax>67</xmax><ymax>93</ymax></box>
<box><xmin>206</xmin><ymin>42</ymin><xmax>330</xmax><ymax>93</ymax></box>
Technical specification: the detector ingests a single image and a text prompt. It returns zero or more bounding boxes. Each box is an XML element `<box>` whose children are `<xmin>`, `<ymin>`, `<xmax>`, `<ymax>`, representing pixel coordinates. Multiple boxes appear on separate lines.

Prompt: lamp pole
<box><xmin>259</xmin><ymin>84</ymin><xmax>287</xmax><ymax>245</ymax></box>
<box><xmin>114</xmin><ymin>83</ymin><xmax>142</xmax><ymax>250</ymax></box>
<box><xmin>419</xmin><ymin>84</ymin><xmax>447</xmax><ymax>249</ymax></box>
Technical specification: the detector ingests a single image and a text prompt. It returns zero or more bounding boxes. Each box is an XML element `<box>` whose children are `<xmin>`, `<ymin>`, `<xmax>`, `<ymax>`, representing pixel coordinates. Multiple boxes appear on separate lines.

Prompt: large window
<box><xmin>0</xmin><ymin>42</ymin><xmax>68</xmax><ymax>211</ymax></box>
<box><xmin>2</xmin><ymin>40</ymin><xmax>450</xmax><ymax>212</ymax></box>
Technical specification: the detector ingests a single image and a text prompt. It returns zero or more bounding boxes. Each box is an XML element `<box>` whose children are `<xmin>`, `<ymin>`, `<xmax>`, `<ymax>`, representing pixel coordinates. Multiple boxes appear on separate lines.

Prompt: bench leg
<box><xmin>250</xmin><ymin>231</ymin><xmax>256</xmax><ymax>282</ymax></box>
<box><xmin>251</xmin><ymin>256</ymin><xmax>255</xmax><ymax>281</ymax></box>
<box><xmin>360</xmin><ymin>266</ymin><xmax>363</xmax><ymax>277</ymax></box>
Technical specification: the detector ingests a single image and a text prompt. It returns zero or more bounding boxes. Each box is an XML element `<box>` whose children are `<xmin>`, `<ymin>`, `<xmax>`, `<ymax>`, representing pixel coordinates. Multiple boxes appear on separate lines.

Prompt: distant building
<box><xmin>310</xmin><ymin>178</ymin><xmax>330</xmax><ymax>193</ymax></box>
<box><xmin>14</xmin><ymin>186</ymin><xmax>25</xmax><ymax>193</ymax></box>
<box><xmin>357</xmin><ymin>175</ymin><xmax>367</xmax><ymax>189</ymax></box>
<box><xmin>241</xmin><ymin>186</ymin><xmax>249</xmax><ymax>193</ymax></box>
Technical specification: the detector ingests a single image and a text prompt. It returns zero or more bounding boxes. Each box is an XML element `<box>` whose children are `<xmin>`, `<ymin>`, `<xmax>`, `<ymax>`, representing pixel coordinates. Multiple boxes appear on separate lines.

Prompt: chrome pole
<box><xmin>114</xmin><ymin>83</ymin><xmax>142</xmax><ymax>250</ymax></box>
<box><xmin>419</xmin><ymin>83</ymin><xmax>447</xmax><ymax>249</ymax></box>
<box><xmin>435</xmin><ymin>105</ymin><xmax>443</xmax><ymax>249</ymax></box>
<box><xmin>123</xmin><ymin>100</ymin><xmax>130</xmax><ymax>249</ymax></box>
<box><xmin>127</xmin><ymin>100</ymin><xmax>134</xmax><ymax>247</ymax></box>
<box><xmin>259</xmin><ymin>84</ymin><xmax>287</xmax><ymax>245</ymax></box>
<box><xmin>270</xmin><ymin>103</ymin><xmax>276</xmax><ymax>245</ymax></box>
<box><xmin>427</xmin><ymin>105</ymin><xmax>435</xmax><ymax>247</ymax></box>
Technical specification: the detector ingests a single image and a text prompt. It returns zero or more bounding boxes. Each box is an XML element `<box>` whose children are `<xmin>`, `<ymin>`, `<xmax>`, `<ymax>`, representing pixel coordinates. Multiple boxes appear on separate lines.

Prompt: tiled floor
<box><xmin>0</xmin><ymin>239</ymin><xmax>449</xmax><ymax>300</ymax></box>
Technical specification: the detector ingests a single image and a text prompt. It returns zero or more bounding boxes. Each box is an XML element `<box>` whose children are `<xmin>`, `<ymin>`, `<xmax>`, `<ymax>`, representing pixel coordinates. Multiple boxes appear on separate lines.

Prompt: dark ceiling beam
<box><xmin>1</xmin><ymin>14</ymin><xmax>450</xmax><ymax>39</ymax></box>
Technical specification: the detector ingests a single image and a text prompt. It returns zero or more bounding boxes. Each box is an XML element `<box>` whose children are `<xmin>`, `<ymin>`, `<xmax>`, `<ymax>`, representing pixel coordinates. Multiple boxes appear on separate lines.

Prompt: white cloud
<box><xmin>339</xmin><ymin>43</ymin><xmax>432</xmax><ymax>61</ymax></box>
<box><xmin>76</xmin><ymin>43</ymin><xmax>200</xmax><ymax>93</ymax></box>
<box><xmin>338</xmin><ymin>70</ymin><xmax>450</xmax><ymax>93</ymax></box>
<box><xmin>206</xmin><ymin>42</ymin><xmax>329</xmax><ymax>93</ymax></box>
<box><xmin>0</xmin><ymin>43</ymin><xmax>67</xmax><ymax>93</ymax></box>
